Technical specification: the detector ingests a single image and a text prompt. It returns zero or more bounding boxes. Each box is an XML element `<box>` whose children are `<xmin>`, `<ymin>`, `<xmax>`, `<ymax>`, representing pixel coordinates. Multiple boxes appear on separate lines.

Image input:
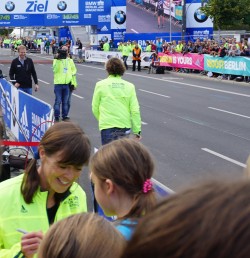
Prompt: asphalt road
<box><xmin>1</xmin><ymin>50</ymin><xmax>250</xmax><ymax>210</ymax></box>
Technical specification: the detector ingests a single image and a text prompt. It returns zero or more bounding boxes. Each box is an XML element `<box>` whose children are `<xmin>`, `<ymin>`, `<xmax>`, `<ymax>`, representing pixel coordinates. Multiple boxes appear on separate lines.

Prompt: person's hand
<box><xmin>14</xmin><ymin>82</ymin><xmax>20</xmax><ymax>88</ymax></box>
<box><xmin>35</xmin><ymin>84</ymin><xmax>39</xmax><ymax>92</ymax></box>
<box><xmin>133</xmin><ymin>134</ymin><xmax>142</xmax><ymax>141</ymax></box>
<box><xmin>21</xmin><ymin>231</ymin><xmax>43</xmax><ymax>258</ymax></box>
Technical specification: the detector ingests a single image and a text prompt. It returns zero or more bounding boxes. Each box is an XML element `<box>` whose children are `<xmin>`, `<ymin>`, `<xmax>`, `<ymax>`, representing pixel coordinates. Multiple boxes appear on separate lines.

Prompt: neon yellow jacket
<box><xmin>122</xmin><ymin>45</ymin><xmax>131</xmax><ymax>57</ymax></box>
<box><xmin>92</xmin><ymin>75</ymin><xmax>141</xmax><ymax>134</ymax></box>
<box><xmin>0</xmin><ymin>174</ymin><xmax>87</xmax><ymax>258</ymax></box>
<box><xmin>53</xmin><ymin>58</ymin><xmax>77</xmax><ymax>85</ymax></box>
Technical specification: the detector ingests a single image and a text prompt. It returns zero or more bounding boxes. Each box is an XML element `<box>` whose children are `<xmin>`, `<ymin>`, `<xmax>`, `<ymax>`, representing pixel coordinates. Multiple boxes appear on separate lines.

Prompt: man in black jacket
<box><xmin>9</xmin><ymin>45</ymin><xmax>39</xmax><ymax>95</ymax></box>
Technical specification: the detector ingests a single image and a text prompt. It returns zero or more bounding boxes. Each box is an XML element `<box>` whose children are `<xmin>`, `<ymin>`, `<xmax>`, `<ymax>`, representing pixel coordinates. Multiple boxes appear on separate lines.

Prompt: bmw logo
<box><xmin>5</xmin><ymin>1</ymin><xmax>15</xmax><ymax>12</ymax></box>
<box><xmin>57</xmin><ymin>1</ymin><xmax>67</xmax><ymax>11</ymax></box>
<box><xmin>114</xmin><ymin>10</ymin><xmax>126</xmax><ymax>25</ymax></box>
<box><xmin>194</xmin><ymin>8</ymin><xmax>208</xmax><ymax>23</ymax></box>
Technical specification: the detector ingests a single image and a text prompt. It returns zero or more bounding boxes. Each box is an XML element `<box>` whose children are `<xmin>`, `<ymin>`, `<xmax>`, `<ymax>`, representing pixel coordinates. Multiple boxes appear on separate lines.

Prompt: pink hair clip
<box><xmin>143</xmin><ymin>179</ymin><xmax>153</xmax><ymax>194</ymax></box>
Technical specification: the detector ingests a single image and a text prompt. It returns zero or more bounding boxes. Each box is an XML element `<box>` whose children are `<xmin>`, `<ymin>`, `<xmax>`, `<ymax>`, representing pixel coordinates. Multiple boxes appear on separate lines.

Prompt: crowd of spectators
<box><xmin>114</xmin><ymin>37</ymin><xmax>250</xmax><ymax>82</ymax></box>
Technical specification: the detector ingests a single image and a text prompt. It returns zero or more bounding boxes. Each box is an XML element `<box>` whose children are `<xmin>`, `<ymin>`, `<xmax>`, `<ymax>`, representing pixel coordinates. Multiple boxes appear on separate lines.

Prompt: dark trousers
<box><xmin>123</xmin><ymin>56</ymin><xmax>128</xmax><ymax>69</ymax></box>
<box><xmin>101</xmin><ymin>128</ymin><xmax>131</xmax><ymax>145</ymax></box>
<box><xmin>132</xmin><ymin>60</ymin><xmax>141</xmax><ymax>71</ymax></box>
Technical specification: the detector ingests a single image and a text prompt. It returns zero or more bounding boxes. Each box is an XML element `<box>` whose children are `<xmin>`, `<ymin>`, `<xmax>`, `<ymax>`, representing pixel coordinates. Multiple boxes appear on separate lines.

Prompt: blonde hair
<box><xmin>38</xmin><ymin>213</ymin><xmax>125</xmax><ymax>258</ymax></box>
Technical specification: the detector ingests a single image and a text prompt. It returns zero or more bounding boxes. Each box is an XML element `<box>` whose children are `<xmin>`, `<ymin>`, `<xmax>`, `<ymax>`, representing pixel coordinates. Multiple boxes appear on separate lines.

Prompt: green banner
<box><xmin>204</xmin><ymin>55</ymin><xmax>250</xmax><ymax>76</ymax></box>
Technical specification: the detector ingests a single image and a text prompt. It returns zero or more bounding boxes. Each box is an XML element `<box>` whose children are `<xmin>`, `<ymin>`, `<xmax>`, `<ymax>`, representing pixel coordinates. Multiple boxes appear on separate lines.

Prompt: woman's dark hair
<box><xmin>122</xmin><ymin>180</ymin><xmax>250</xmax><ymax>258</ymax></box>
<box><xmin>21</xmin><ymin>122</ymin><xmax>91</xmax><ymax>203</ymax></box>
<box><xmin>105</xmin><ymin>57</ymin><xmax>125</xmax><ymax>76</ymax></box>
<box><xmin>90</xmin><ymin>138</ymin><xmax>156</xmax><ymax>219</ymax></box>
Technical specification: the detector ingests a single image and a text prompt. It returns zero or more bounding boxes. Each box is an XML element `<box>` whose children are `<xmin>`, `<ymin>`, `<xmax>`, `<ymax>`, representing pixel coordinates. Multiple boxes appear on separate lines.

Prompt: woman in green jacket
<box><xmin>0</xmin><ymin>122</ymin><xmax>91</xmax><ymax>258</ymax></box>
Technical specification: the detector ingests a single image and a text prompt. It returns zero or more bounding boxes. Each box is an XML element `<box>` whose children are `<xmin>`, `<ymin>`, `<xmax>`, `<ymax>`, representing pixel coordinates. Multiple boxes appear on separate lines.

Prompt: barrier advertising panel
<box><xmin>0</xmin><ymin>78</ymin><xmax>53</xmax><ymax>144</ymax></box>
<box><xmin>158</xmin><ymin>53</ymin><xmax>204</xmax><ymax>70</ymax></box>
<box><xmin>85</xmin><ymin>50</ymin><xmax>152</xmax><ymax>67</ymax></box>
<box><xmin>204</xmin><ymin>55</ymin><xmax>250</xmax><ymax>76</ymax></box>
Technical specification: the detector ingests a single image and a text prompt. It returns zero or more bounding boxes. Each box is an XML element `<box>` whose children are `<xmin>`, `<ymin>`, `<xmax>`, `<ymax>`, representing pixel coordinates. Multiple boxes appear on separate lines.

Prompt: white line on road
<box><xmin>202</xmin><ymin>148</ymin><xmax>246</xmax><ymax>168</ymax></box>
<box><xmin>38</xmin><ymin>79</ymin><xmax>50</xmax><ymax>85</ymax></box>
<box><xmin>38</xmin><ymin>64</ymin><xmax>45</xmax><ymax>66</ymax></box>
<box><xmin>77</xmin><ymin>73</ymin><xmax>83</xmax><ymax>76</ymax></box>
<box><xmin>161</xmin><ymin>77</ymin><xmax>183</xmax><ymax>80</ymax></box>
<box><xmin>46</xmin><ymin>62</ymin><xmax>249</xmax><ymax>99</ymax></box>
<box><xmin>72</xmin><ymin>93</ymin><xmax>84</xmax><ymax>99</ymax></box>
<box><xmin>208</xmin><ymin>107</ymin><xmax>250</xmax><ymax>119</ymax></box>
<box><xmin>141</xmin><ymin>121</ymin><xmax>148</xmax><ymax>125</ymax></box>
<box><xmin>131</xmin><ymin>28</ymin><xmax>139</xmax><ymax>34</ymax></box>
<box><xmin>139</xmin><ymin>89</ymin><xmax>170</xmax><ymax>98</ymax></box>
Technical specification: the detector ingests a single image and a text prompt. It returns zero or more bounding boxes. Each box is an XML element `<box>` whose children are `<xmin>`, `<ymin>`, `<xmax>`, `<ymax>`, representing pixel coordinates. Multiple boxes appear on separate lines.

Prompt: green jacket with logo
<box><xmin>0</xmin><ymin>174</ymin><xmax>87</xmax><ymax>258</ymax></box>
<box><xmin>92</xmin><ymin>75</ymin><xmax>141</xmax><ymax>134</ymax></box>
<box><xmin>53</xmin><ymin>58</ymin><xmax>77</xmax><ymax>85</ymax></box>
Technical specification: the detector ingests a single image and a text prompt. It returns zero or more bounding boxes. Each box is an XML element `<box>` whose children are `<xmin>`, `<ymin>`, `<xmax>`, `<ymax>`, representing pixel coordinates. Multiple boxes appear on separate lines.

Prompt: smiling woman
<box><xmin>0</xmin><ymin>121</ymin><xmax>91</xmax><ymax>258</ymax></box>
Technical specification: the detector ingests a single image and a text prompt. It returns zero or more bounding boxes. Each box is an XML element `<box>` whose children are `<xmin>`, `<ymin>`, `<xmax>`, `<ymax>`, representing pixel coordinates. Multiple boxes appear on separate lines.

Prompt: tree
<box><xmin>201</xmin><ymin>0</ymin><xmax>250</xmax><ymax>30</ymax></box>
<box><xmin>0</xmin><ymin>28</ymin><xmax>13</xmax><ymax>36</ymax></box>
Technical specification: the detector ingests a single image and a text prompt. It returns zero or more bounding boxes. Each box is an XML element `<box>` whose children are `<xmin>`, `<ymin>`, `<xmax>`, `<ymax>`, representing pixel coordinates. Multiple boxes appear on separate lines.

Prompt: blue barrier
<box><xmin>0</xmin><ymin>78</ymin><xmax>53</xmax><ymax>151</ymax></box>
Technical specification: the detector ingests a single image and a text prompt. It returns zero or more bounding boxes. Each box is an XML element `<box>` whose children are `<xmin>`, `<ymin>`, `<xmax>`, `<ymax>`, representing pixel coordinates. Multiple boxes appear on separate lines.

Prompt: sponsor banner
<box><xmin>0</xmin><ymin>79</ymin><xmax>53</xmax><ymax>144</ymax></box>
<box><xmin>1</xmin><ymin>0</ymin><xmax>78</xmax><ymax>14</ymax></box>
<box><xmin>158</xmin><ymin>53</ymin><xmax>204</xmax><ymax>70</ymax></box>
<box><xmin>175</xmin><ymin>6</ymin><xmax>182</xmax><ymax>21</ymax></box>
<box><xmin>186</xmin><ymin>1</ymin><xmax>213</xmax><ymax>29</ymax></box>
<box><xmin>124</xmin><ymin>32</ymin><xmax>182</xmax><ymax>50</ymax></box>
<box><xmin>186</xmin><ymin>27</ymin><xmax>213</xmax><ymax>41</ymax></box>
<box><xmin>111</xmin><ymin>6</ymin><xmax>126</xmax><ymax>30</ymax></box>
<box><xmin>204</xmin><ymin>55</ymin><xmax>250</xmax><ymax>76</ymax></box>
<box><xmin>0</xmin><ymin>0</ymin><xmax>126</xmax><ymax>27</ymax></box>
<box><xmin>85</xmin><ymin>50</ymin><xmax>152</xmax><ymax>67</ymax></box>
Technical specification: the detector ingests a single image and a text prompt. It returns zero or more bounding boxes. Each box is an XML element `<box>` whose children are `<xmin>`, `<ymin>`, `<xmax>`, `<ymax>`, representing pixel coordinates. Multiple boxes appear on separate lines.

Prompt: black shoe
<box><xmin>54</xmin><ymin>117</ymin><xmax>60</xmax><ymax>123</ymax></box>
<box><xmin>62</xmin><ymin>117</ymin><xmax>70</xmax><ymax>122</ymax></box>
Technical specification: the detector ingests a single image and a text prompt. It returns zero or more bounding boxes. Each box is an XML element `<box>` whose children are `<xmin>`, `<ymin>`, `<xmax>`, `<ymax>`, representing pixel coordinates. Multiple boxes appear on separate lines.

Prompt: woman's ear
<box><xmin>105</xmin><ymin>179</ymin><xmax>115</xmax><ymax>196</ymax></box>
<box><xmin>39</xmin><ymin>147</ymin><xmax>45</xmax><ymax>161</ymax></box>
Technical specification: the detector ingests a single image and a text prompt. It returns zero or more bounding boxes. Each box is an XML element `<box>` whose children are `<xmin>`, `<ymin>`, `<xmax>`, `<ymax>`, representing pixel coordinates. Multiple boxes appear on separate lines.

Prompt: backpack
<box><xmin>156</xmin><ymin>67</ymin><xmax>165</xmax><ymax>74</ymax></box>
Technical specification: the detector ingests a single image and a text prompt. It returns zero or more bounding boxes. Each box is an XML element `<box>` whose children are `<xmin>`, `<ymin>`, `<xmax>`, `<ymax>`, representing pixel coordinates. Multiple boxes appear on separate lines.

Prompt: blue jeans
<box><xmin>101</xmin><ymin>128</ymin><xmax>131</xmax><ymax>145</ymax></box>
<box><xmin>54</xmin><ymin>84</ymin><xmax>70</xmax><ymax>119</ymax></box>
<box><xmin>19</xmin><ymin>87</ymin><xmax>32</xmax><ymax>95</ymax></box>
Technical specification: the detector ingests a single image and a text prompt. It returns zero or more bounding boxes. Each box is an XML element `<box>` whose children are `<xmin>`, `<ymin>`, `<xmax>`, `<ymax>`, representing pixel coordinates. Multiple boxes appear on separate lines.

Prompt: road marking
<box><xmin>38</xmin><ymin>79</ymin><xmax>50</xmax><ymax>85</ymax></box>
<box><xmin>208</xmin><ymin>107</ymin><xmax>250</xmax><ymax>119</ymax></box>
<box><xmin>141</xmin><ymin>121</ymin><xmax>148</xmax><ymax>125</ymax></box>
<box><xmin>202</xmin><ymin>148</ymin><xmax>246</xmax><ymax>168</ymax></box>
<box><xmin>139</xmin><ymin>89</ymin><xmax>170</xmax><ymax>98</ymax></box>
<box><xmin>77</xmin><ymin>73</ymin><xmax>83</xmax><ymax>76</ymax></box>
<box><xmin>131</xmin><ymin>28</ymin><xmax>139</xmax><ymax>34</ymax></box>
<box><xmin>60</xmin><ymin>63</ymin><xmax>250</xmax><ymax>99</ymax></box>
<box><xmin>161</xmin><ymin>77</ymin><xmax>183</xmax><ymax>80</ymax></box>
<box><xmin>151</xmin><ymin>178</ymin><xmax>175</xmax><ymax>194</ymax></box>
<box><xmin>0</xmin><ymin>64</ymin><xmax>4</xmax><ymax>66</ymax></box>
<box><xmin>38</xmin><ymin>64</ymin><xmax>44</xmax><ymax>66</ymax></box>
<box><xmin>123</xmin><ymin>72</ymin><xmax>250</xmax><ymax>98</ymax></box>
<box><xmin>72</xmin><ymin>93</ymin><xmax>84</xmax><ymax>99</ymax></box>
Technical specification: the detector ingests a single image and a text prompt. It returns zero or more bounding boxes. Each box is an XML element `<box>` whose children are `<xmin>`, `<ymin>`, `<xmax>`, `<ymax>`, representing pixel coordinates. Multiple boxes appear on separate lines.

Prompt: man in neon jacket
<box><xmin>0</xmin><ymin>122</ymin><xmax>90</xmax><ymax>258</ymax></box>
<box><xmin>53</xmin><ymin>47</ymin><xmax>77</xmax><ymax>122</ymax></box>
<box><xmin>92</xmin><ymin>57</ymin><xmax>141</xmax><ymax>145</ymax></box>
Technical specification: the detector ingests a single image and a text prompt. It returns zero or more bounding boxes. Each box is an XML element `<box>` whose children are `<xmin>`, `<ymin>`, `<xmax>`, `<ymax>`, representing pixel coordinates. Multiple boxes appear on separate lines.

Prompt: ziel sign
<box><xmin>0</xmin><ymin>0</ymin><xmax>125</xmax><ymax>27</ymax></box>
